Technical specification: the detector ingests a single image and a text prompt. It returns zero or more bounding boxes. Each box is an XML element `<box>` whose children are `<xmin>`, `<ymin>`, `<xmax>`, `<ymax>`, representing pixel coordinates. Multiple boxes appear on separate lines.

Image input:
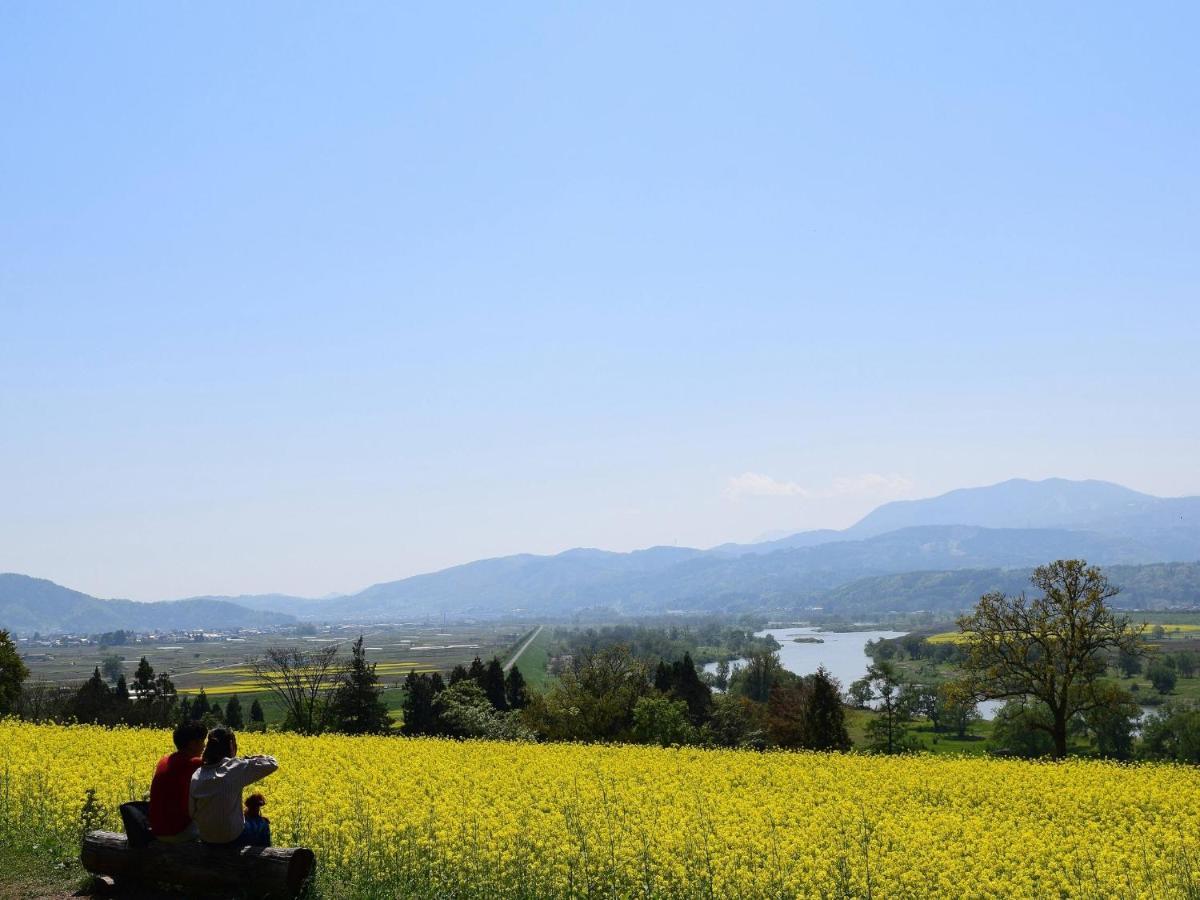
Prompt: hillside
<box><xmin>819</xmin><ymin>561</ymin><xmax>1200</xmax><ymax>617</ymax></box>
<box><xmin>321</xmin><ymin>521</ymin><xmax>1186</xmax><ymax>621</ymax></box>
<box><xmin>0</xmin><ymin>574</ymin><xmax>296</xmax><ymax>634</ymax></box>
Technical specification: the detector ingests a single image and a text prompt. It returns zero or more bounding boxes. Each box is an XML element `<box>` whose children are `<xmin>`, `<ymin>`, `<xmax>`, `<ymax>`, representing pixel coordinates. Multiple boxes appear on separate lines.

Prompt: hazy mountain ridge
<box><xmin>0</xmin><ymin>574</ymin><xmax>297</xmax><ymax>634</ymax></box>
<box><xmin>179</xmin><ymin>593</ymin><xmax>330</xmax><ymax>616</ymax></box>
<box><xmin>318</xmin><ymin>477</ymin><xmax>1199</xmax><ymax>620</ymax></box>
<box><xmin>4</xmin><ymin>478</ymin><xmax>1199</xmax><ymax>631</ymax></box>
<box><xmin>846</xmin><ymin>477</ymin><xmax>1200</xmax><ymax>539</ymax></box>
<box><xmin>322</xmin><ymin>522</ymin><xmax>1177</xmax><ymax>621</ymax></box>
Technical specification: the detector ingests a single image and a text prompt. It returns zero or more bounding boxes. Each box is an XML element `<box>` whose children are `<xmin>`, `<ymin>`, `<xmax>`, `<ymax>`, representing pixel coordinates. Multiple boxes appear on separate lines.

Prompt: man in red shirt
<box><xmin>149</xmin><ymin>721</ymin><xmax>208</xmax><ymax>842</ymax></box>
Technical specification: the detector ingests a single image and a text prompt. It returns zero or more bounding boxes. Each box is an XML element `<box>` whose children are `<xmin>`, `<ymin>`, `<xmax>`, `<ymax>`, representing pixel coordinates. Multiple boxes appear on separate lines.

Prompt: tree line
<box><xmin>0</xmin><ymin>634</ymin><xmax>392</xmax><ymax>737</ymax></box>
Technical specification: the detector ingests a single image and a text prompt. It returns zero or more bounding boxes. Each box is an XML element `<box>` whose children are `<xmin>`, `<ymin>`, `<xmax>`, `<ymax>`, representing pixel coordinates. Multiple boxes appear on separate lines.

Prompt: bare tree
<box><xmin>15</xmin><ymin>680</ymin><xmax>74</xmax><ymax>723</ymax></box>
<box><xmin>956</xmin><ymin>559</ymin><xmax>1145</xmax><ymax>758</ymax></box>
<box><xmin>250</xmin><ymin>644</ymin><xmax>344</xmax><ymax>734</ymax></box>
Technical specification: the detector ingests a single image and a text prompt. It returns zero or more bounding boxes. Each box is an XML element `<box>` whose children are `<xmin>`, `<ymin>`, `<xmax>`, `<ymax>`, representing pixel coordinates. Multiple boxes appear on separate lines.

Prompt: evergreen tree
<box><xmin>671</xmin><ymin>653</ymin><xmax>712</xmax><ymax>725</ymax></box>
<box><xmin>482</xmin><ymin>657</ymin><xmax>508</xmax><ymax>711</ymax></box>
<box><xmin>652</xmin><ymin>654</ymin><xmax>712</xmax><ymax>725</ymax></box>
<box><xmin>154</xmin><ymin>672</ymin><xmax>177</xmax><ymax>701</ymax></box>
<box><xmin>225</xmin><ymin>694</ymin><xmax>244</xmax><ymax>730</ymax></box>
<box><xmin>177</xmin><ymin>697</ymin><xmax>193</xmax><ymax>723</ymax></box>
<box><xmin>192</xmin><ymin>688</ymin><xmax>210</xmax><ymax>720</ymax></box>
<box><xmin>467</xmin><ymin>657</ymin><xmax>487</xmax><ymax>683</ymax></box>
<box><xmin>448</xmin><ymin>664</ymin><xmax>470</xmax><ymax>685</ymax></box>
<box><xmin>249</xmin><ymin>698</ymin><xmax>265</xmax><ymax>725</ymax></box>
<box><xmin>654</xmin><ymin>660</ymin><xmax>673</xmax><ymax>694</ymax></box>
<box><xmin>505</xmin><ymin>665</ymin><xmax>529</xmax><ymax>710</ymax></box>
<box><xmin>401</xmin><ymin>671</ymin><xmax>445</xmax><ymax>735</ymax></box>
<box><xmin>331</xmin><ymin>636</ymin><xmax>392</xmax><ymax>734</ymax></box>
<box><xmin>798</xmin><ymin>667</ymin><xmax>850</xmax><ymax>751</ymax></box>
<box><xmin>114</xmin><ymin>674</ymin><xmax>130</xmax><ymax>704</ymax></box>
<box><xmin>0</xmin><ymin>629</ymin><xmax>30</xmax><ymax>715</ymax></box>
<box><xmin>72</xmin><ymin>667</ymin><xmax>114</xmax><ymax>724</ymax></box>
<box><xmin>132</xmin><ymin>657</ymin><xmax>156</xmax><ymax>700</ymax></box>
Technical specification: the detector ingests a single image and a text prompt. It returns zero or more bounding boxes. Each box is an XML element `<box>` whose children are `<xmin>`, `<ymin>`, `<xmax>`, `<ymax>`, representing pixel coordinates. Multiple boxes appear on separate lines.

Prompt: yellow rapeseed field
<box><xmin>924</xmin><ymin>631</ymin><xmax>970</xmax><ymax>645</ymax></box>
<box><xmin>3</xmin><ymin>720</ymin><xmax>1199</xmax><ymax>898</ymax></box>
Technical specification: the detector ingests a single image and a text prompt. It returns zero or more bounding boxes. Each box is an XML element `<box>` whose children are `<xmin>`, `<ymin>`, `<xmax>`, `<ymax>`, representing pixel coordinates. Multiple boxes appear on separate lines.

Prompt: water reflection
<box><xmin>704</xmin><ymin>627</ymin><xmax>1013</xmax><ymax>719</ymax></box>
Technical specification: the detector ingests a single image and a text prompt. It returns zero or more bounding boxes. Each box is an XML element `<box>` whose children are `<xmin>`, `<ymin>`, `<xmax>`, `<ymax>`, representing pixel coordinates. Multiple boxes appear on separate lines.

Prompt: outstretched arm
<box><xmin>234</xmin><ymin>755</ymin><xmax>279</xmax><ymax>788</ymax></box>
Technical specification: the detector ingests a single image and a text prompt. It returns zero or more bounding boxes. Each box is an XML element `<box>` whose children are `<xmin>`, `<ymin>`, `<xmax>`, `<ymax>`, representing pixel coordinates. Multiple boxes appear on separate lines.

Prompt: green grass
<box><xmin>508</xmin><ymin>627</ymin><xmax>553</xmax><ymax>692</ymax></box>
<box><xmin>908</xmin><ymin>722</ymin><xmax>994</xmax><ymax>755</ymax></box>
<box><xmin>1113</xmin><ymin>670</ymin><xmax>1200</xmax><ymax>704</ymax></box>
<box><xmin>845</xmin><ymin>707</ymin><xmax>994</xmax><ymax>755</ymax></box>
<box><xmin>0</xmin><ymin>843</ymin><xmax>88</xmax><ymax>900</ymax></box>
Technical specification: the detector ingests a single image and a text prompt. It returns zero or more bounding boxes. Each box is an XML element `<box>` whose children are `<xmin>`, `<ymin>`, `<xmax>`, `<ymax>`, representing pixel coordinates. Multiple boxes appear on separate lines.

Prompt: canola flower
<box><xmin>3</xmin><ymin>720</ymin><xmax>1200</xmax><ymax>898</ymax></box>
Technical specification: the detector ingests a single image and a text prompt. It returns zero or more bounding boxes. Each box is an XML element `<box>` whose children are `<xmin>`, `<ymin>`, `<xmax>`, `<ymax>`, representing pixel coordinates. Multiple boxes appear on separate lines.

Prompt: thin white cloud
<box><xmin>724</xmin><ymin>472</ymin><xmax>914</xmax><ymax>501</ymax></box>
<box><xmin>723</xmin><ymin>472</ymin><xmax>811</xmax><ymax>500</ymax></box>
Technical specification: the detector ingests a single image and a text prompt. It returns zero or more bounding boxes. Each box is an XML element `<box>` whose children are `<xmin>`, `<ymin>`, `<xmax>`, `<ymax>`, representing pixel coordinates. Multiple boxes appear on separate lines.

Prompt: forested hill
<box><xmin>310</xmin><ymin>521</ymin><xmax>1195</xmax><ymax>621</ymax></box>
<box><xmin>0</xmin><ymin>574</ymin><xmax>296</xmax><ymax>634</ymax></box>
<box><xmin>817</xmin><ymin>562</ymin><xmax>1200</xmax><ymax>617</ymax></box>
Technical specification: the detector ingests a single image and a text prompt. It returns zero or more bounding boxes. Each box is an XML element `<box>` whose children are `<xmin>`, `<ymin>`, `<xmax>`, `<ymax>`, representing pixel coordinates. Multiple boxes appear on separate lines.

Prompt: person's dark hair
<box><xmin>172</xmin><ymin>721</ymin><xmax>208</xmax><ymax>752</ymax></box>
<box><xmin>201</xmin><ymin>727</ymin><xmax>236</xmax><ymax>765</ymax></box>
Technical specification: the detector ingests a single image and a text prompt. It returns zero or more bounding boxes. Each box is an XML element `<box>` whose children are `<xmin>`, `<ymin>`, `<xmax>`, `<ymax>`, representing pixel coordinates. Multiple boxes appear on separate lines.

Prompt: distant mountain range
<box><xmin>0</xmin><ymin>574</ymin><xmax>295</xmax><ymax>634</ymax></box>
<box><xmin>4</xmin><ymin>478</ymin><xmax>1199</xmax><ymax>633</ymax></box>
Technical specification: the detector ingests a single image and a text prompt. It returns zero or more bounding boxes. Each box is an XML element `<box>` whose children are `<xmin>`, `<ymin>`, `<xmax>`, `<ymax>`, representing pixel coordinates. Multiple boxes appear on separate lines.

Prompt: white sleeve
<box><xmin>237</xmin><ymin>755</ymin><xmax>279</xmax><ymax>788</ymax></box>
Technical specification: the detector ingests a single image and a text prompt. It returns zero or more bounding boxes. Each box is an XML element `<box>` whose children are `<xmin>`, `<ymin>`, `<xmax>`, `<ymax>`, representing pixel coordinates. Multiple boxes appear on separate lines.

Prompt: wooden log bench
<box><xmin>81</xmin><ymin>830</ymin><xmax>316</xmax><ymax>899</ymax></box>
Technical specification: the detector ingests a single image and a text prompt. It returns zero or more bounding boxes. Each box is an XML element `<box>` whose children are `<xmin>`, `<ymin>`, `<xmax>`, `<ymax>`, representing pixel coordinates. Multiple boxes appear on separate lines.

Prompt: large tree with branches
<box><xmin>250</xmin><ymin>644</ymin><xmax>344</xmax><ymax>734</ymax></box>
<box><xmin>956</xmin><ymin>559</ymin><xmax>1144</xmax><ymax>758</ymax></box>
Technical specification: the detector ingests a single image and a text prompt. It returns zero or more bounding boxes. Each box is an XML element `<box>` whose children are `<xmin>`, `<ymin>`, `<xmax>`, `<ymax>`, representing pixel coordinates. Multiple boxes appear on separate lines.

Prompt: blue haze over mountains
<box><xmin>4</xmin><ymin>479</ymin><xmax>1200</xmax><ymax>633</ymax></box>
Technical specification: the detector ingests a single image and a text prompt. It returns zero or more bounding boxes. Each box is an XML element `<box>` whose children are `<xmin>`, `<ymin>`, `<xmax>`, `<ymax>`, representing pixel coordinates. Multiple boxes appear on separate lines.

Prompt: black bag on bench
<box><xmin>119</xmin><ymin>800</ymin><xmax>153</xmax><ymax>848</ymax></box>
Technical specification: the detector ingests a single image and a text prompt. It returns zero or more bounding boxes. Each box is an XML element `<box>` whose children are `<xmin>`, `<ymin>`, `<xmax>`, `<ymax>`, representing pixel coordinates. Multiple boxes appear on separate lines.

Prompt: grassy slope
<box><xmin>844</xmin><ymin>707</ymin><xmax>994</xmax><ymax>756</ymax></box>
<box><xmin>509</xmin><ymin>627</ymin><xmax>552</xmax><ymax>692</ymax></box>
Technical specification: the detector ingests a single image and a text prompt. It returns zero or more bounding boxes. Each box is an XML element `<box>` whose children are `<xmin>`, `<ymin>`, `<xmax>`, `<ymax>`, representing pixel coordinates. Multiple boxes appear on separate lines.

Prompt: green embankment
<box><xmin>508</xmin><ymin>627</ymin><xmax>552</xmax><ymax>692</ymax></box>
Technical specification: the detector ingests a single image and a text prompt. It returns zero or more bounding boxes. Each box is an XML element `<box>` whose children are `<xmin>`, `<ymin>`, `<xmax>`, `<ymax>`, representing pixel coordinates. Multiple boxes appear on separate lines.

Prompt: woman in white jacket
<box><xmin>189</xmin><ymin>727</ymin><xmax>278</xmax><ymax>847</ymax></box>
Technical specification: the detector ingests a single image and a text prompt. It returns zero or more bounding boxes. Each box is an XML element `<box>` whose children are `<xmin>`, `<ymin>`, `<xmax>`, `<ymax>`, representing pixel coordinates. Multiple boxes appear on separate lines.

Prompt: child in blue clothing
<box><xmin>242</xmin><ymin>793</ymin><xmax>271</xmax><ymax>847</ymax></box>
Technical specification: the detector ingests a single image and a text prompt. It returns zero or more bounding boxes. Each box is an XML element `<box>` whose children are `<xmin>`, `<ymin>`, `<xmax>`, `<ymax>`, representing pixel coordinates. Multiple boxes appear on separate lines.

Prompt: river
<box><xmin>704</xmin><ymin>625</ymin><xmax>903</xmax><ymax>690</ymax></box>
<box><xmin>757</xmin><ymin>625</ymin><xmax>906</xmax><ymax>689</ymax></box>
<box><xmin>707</xmin><ymin>626</ymin><xmax>1009</xmax><ymax>719</ymax></box>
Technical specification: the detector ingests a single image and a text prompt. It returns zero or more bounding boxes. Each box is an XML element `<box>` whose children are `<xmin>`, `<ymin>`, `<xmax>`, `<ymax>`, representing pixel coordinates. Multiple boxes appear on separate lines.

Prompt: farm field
<box><xmin>926</xmin><ymin>615</ymin><xmax>1200</xmax><ymax>645</ymax></box>
<box><xmin>4</xmin><ymin>721</ymin><xmax>1200</xmax><ymax>899</ymax></box>
<box><xmin>17</xmin><ymin>624</ymin><xmax>535</xmax><ymax>725</ymax></box>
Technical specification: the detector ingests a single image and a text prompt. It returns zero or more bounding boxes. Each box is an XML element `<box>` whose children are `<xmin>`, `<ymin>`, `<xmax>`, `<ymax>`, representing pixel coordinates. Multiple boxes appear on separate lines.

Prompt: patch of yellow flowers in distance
<box><xmin>176</xmin><ymin>661</ymin><xmax>437</xmax><ymax>695</ymax></box>
<box><xmin>4</xmin><ymin>720</ymin><xmax>1200</xmax><ymax>898</ymax></box>
<box><xmin>926</xmin><ymin>623</ymin><xmax>1200</xmax><ymax>645</ymax></box>
<box><xmin>924</xmin><ymin>631</ymin><xmax>973</xmax><ymax>645</ymax></box>
<box><xmin>191</xmin><ymin>662</ymin><xmax>432</xmax><ymax>677</ymax></box>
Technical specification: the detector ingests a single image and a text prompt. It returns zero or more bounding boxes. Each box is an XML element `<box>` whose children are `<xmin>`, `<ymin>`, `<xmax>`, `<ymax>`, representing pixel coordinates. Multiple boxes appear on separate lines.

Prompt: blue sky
<box><xmin>2</xmin><ymin>4</ymin><xmax>1197</xmax><ymax>600</ymax></box>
